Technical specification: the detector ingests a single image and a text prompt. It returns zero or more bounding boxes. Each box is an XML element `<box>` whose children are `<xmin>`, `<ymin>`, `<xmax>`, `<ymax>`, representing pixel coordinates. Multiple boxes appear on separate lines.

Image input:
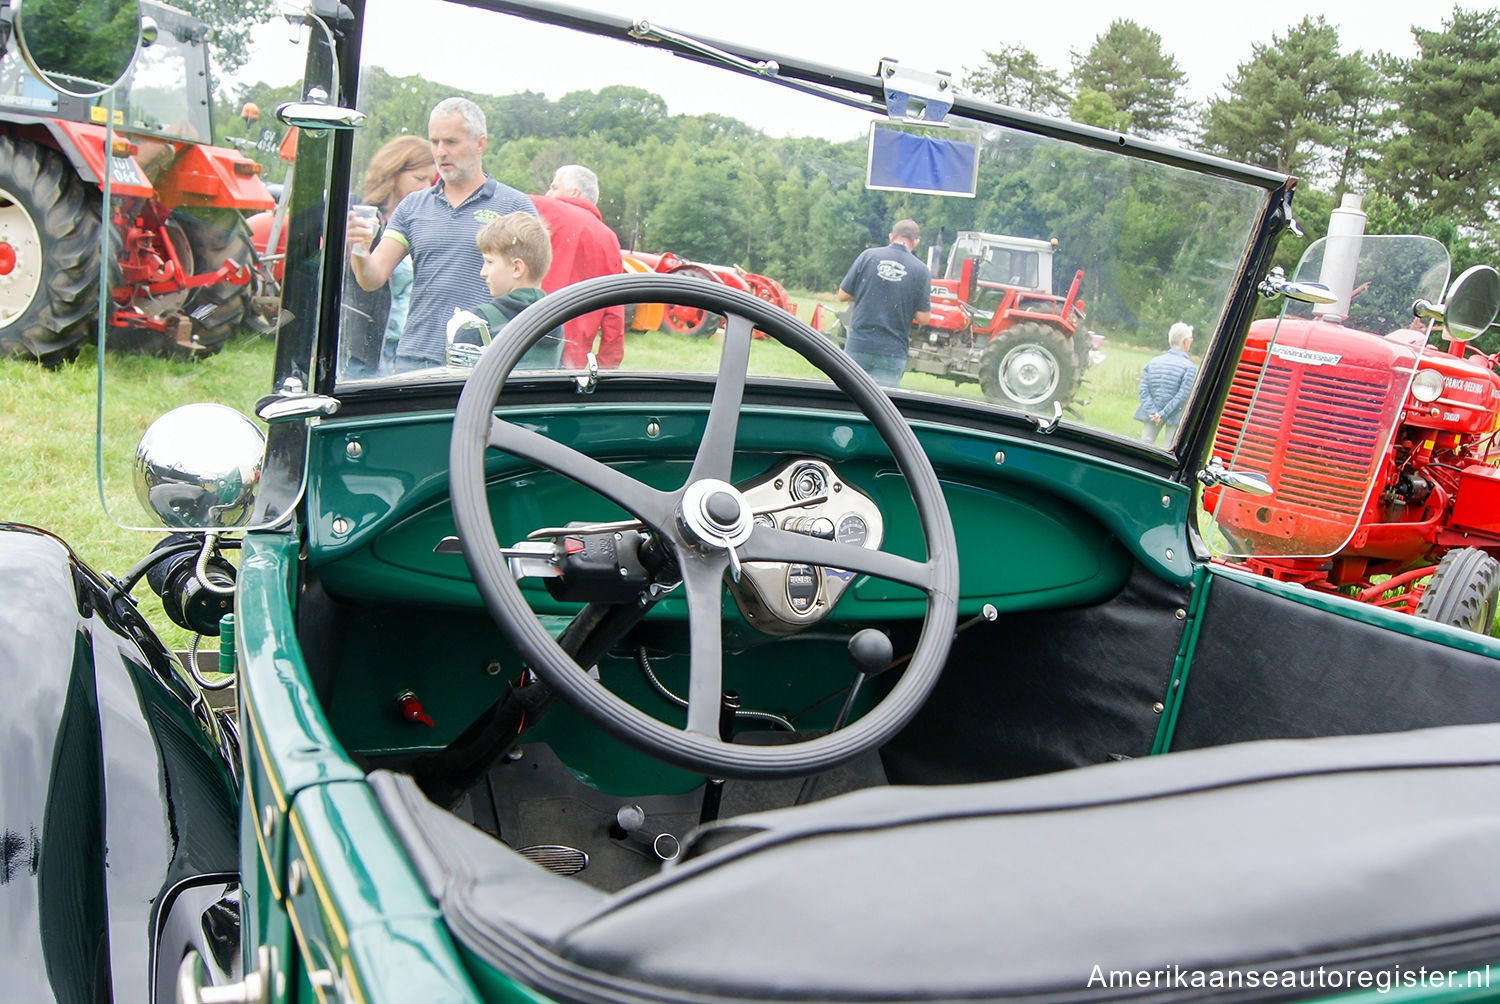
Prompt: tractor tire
<box><xmin>177</xmin><ymin>209</ymin><xmax>257</xmax><ymax>355</ymax></box>
<box><xmin>0</xmin><ymin>135</ymin><xmax>102</xmax><ymax>364</ymax></box>
<box><xmin>978</xmin><ymin>322</ymin><xmax>1079</xmax><ymax>411</ymax></box>
<box><xmin>661</xmin><ymin>303</ymin><xmax>724</xmax><ymax>338</ymax></box>
<box><xmin>1414</xmin><ymin>547</ymin><xmax>1500</xmax><ymax>635</ymax></box>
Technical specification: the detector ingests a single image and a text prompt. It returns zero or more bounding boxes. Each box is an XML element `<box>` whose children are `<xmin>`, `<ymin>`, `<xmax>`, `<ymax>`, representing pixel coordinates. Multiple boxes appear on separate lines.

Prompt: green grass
<box><xmin>0</xmin><ymin>335</ymin><xmax>275</xmax><ymax>648</ymax></box>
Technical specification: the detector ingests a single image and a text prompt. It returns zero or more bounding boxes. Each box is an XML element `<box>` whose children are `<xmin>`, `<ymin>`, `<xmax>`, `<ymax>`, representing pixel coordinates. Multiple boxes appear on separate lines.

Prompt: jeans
<box><xmin>846</xmin><ymin>349</ymin><xmax>906</xmax><ymax>389</ymax></box>
<box><xmin>1140</xmin><ymin>419</ymin><xmax>1177</xmax><ymax>444</ymax></box>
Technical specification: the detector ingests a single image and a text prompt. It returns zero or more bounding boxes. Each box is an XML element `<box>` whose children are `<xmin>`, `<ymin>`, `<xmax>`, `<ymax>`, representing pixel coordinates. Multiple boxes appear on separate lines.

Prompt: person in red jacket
<box><xmin>528</xmin><ymin>165</ymin><xmax>626</xmax><ymax>369</ymax></box>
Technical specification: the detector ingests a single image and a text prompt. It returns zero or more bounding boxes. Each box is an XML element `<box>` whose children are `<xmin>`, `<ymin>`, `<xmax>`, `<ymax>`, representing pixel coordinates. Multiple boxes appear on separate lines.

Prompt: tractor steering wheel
<box><xmin>450</xmin><ymin>274</ymin><xmax>959</xmax><ymax>780</ymax></box>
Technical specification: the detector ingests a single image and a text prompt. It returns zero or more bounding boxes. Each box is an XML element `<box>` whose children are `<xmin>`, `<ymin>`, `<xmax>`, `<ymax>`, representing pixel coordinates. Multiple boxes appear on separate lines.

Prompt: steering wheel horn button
<box><xmin>680</xmin><ymin>480</ymin><xmax>754</xmax><ymax>550</ymax></box>
<box><xmin>705</xmin><ymin>490</ymin><xmax>742</xmax><ymax>527</ymax></box>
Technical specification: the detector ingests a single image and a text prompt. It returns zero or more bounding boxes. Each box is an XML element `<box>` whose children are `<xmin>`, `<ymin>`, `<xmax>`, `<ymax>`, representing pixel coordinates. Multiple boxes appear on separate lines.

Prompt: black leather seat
<box><xmin>371</xmin><ymin>722</ymin><xmax>1500</xmax><ymax>1002</ymax></box>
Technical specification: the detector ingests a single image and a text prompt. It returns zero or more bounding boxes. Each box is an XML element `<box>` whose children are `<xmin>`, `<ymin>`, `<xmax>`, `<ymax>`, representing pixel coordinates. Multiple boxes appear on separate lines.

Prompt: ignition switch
<box><xmin>544</xmin><ymin>530</ymin><xmax>653</xmax><ymax>603</ymax></box>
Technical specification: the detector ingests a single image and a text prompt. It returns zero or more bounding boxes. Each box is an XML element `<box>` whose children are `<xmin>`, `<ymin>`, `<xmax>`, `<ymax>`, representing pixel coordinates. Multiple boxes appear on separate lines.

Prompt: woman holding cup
<box><xmin>344</xmin><ymin>135</ymin><xmax>436</xmax><ymax>374</ymax></box>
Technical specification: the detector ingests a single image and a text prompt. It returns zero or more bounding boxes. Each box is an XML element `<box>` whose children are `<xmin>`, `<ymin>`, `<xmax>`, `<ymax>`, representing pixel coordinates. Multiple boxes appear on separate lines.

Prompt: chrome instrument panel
<box><xmin>730</xmin><ymin>458</ymin><xmax>884</xmax><ymax>632</ymax></box>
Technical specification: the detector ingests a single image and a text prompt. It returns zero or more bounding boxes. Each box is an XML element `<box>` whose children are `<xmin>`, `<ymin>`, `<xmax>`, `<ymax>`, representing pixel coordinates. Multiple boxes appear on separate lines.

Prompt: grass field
<box><xmin>0</xmin><ymin>336</ymin><xmax>276</xmax><ymax>649</ymax></box>
<box><xmin>0</xmin><ymin>301</ymin><xmax>1163</xmax><ymax>648</ymax></box>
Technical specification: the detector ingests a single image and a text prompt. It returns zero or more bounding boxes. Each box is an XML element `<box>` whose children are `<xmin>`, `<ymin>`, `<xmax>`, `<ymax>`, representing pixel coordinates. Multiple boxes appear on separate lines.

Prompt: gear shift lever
<box><xmin>795</xmin><ymin>629</ymin><xmax>895</xmax><ymax>805</ymax></box>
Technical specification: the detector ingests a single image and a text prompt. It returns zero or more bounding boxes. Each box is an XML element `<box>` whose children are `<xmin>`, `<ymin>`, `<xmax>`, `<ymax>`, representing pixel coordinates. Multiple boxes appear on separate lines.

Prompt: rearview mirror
<box><xmin>15</xmin><ymin>0</ymin><xmax>140</xmax><ymax>97</ymax></box>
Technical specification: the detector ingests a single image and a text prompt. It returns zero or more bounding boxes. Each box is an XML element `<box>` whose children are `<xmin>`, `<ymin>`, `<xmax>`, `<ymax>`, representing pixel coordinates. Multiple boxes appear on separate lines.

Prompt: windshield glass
<box><xmin>112</xmin><ymin>4</ymin><xmax>214</xmax><ymax>142</ymax></box>
<box><xmin>1206</xmin><ymin>234</ymin><xmax>1450</xmax><ymax>559</ymax></box>
<box><xmin>335</xmin><ymin>0</ymin><xmax>1277</xmax><ymax>449</ymax></box>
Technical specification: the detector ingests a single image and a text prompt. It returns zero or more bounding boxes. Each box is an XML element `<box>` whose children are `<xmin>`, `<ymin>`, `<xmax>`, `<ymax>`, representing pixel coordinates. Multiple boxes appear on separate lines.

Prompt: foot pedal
<box><xmin>517</xmin><ymin>844</ymin><xmax>589</xmax><ymax>875</ymax></box>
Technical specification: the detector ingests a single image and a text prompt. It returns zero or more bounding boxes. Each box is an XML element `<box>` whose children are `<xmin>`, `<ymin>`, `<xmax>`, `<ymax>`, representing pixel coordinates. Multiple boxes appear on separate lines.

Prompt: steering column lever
<box><xmin>526</xmin><ymin>494</ymin><xmax>828</xmax><ymax>542</ymax></box>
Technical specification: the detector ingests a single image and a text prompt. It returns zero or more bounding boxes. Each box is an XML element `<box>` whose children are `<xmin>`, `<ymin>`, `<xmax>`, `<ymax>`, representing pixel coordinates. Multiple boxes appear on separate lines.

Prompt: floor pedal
<box><xmin>517</xmin><ymin>844</ymin><xmax>589</xmax><ymax>875</ymax></box>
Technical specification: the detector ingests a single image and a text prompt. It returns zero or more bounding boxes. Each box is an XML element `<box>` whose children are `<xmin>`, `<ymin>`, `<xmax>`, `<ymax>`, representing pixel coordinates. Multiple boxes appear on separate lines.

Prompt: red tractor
<box><xmin>0</xmin><ymin>0</ymin><xmax>273</xmax><ymax>362</ymax></box>
<box><xmin>906</xmin><ymin>231</ymin><xmax>1101</xmax><ymax>411</ymax></box>
<box><xmin>621</xmin><ymin>249</ymin><xmax>797</xmax><ymax>337</ymax></box>
<box><xmin>1205</xmin><ymin>197</ymin><xmax>1500</xmax><ymax>633</ymax></box>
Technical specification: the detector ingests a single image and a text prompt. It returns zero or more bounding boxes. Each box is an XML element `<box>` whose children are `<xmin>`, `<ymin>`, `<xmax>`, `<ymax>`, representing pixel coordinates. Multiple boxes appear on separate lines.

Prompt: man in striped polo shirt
<box><xmin>347</xmin><ymin>96</ymin><xmax>536</xmax><ymax>371</ymax></box>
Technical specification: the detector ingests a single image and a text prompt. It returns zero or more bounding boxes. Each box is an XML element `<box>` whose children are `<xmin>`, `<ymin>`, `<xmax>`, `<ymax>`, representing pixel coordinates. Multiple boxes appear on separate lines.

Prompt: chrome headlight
<box><xmin>1411</xmin><ymin>369</ymin><xmax>1444</xmax><ymax>403</ymax></box>
<box><xmin>134</xmin><ymin>404</ymin><xmax>264</xmax><ymax>529</ymax></box>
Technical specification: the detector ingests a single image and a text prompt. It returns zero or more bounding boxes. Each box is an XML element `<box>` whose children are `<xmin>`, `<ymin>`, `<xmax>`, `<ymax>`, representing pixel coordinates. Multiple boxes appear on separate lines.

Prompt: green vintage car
<box><xmin>6</xmin><ymin>0</ymin><xmax>1500</xmax><ymax>1001</ymax></box>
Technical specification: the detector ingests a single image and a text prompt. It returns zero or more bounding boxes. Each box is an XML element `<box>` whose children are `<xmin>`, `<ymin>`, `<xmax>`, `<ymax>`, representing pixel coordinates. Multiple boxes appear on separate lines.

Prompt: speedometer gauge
<box><xmin>836</xmin><ymin>514</ymin><xmax>868</xmax><ymax>547</ymax></box>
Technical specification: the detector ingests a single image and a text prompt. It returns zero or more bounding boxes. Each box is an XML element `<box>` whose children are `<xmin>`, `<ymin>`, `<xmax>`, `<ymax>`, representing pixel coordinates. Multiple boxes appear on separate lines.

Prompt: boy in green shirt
<box><xmin>447</xmin><ymin>212</ymin><xmax>564</xmax><ymax>369</ymax></box>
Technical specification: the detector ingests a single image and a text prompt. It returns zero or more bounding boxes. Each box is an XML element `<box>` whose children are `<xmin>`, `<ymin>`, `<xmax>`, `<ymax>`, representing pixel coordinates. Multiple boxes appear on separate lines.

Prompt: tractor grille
<box><xmin>1216</xmin><ymin>352</ymin><xmax>1390</xmax><ymax>517</ymax></box>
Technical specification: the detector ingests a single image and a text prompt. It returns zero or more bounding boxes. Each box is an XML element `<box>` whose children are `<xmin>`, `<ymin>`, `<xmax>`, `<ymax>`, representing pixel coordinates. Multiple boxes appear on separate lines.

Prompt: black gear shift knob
<box><xmin>848</xmin><ymin>629</ymin><xmax>894</xmax><ymax>676</ymax></box>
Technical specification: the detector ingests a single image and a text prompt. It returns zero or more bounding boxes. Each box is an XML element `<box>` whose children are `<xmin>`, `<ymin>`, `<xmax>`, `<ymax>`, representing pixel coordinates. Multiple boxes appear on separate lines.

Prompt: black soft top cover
<box><xmin>371</xmin><ymin>723</ymin><xmax>1500</xmax><ymax>1003</ymax></box>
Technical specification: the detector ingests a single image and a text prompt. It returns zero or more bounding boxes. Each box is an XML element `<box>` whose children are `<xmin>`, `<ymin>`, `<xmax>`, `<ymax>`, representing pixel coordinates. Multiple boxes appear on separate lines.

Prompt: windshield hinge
<box><xmin>1196</xmin><ymin>456</ymin><xmax>1272</xmax><ymax>497</ymax></box>
<box><xmin>878</xmin><ymin>59</ymin><xmax>953</xmax><ymax>123</ymax></box>
<box><xmin>574</xmin><ymin>353</ymin><xmax>599</xmax><ymax>395</ymax></box>
<box><xmin>1032</xmin><ymin>401</ymin><xmax>1063</xmax><ymax>434</ymax></box>
<box><xmin>255</xmin><ymin>377</ymin><xmax>340</xmax><ymax>423</ymax></box>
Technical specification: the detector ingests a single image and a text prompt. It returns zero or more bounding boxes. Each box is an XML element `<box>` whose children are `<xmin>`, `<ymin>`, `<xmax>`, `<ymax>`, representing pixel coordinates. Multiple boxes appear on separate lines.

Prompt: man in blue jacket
<box><xmin>1135</xmin><ymin>322</ymin><xmax>1196</xmax><ymax>444</ymax></box>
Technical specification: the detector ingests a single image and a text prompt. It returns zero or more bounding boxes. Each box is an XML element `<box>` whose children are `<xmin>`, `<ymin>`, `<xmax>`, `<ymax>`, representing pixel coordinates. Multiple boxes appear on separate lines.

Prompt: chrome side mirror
<box><xmin>1197</xmin><ymin>456</ymin><xmax>1273</xmax><ymax>497</ymax></box>
<box><xmin>1414</xmin><ymin>264</ymin><xmax>1500</xmax><ymax>342</ymax></box>
<box><xmin>134</xmin><ymin>405</ymin><xmax>265</xmax><ymax>529</ymax></box>
<box><xmin>1258</xmin><ymin>266</ymin><xmax>1337</xmax><ymax>305</ymax></box>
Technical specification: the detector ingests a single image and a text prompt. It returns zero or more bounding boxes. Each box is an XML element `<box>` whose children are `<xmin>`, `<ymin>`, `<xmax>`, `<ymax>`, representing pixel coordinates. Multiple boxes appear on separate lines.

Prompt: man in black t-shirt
<box><xmin>836</xmin><ymin>219</ymin><xmax>933</xmax><ymax>388</ymax></box>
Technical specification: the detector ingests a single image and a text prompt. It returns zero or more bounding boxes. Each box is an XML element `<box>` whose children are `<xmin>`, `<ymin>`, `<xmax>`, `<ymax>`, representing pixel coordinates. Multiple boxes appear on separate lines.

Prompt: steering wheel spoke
<box><xmin>742</xmin><ymin>525</ymin><xmax>934</xmax><ymax>591</ymax></box>
<box><xmin>679</xmin><ymin>553</ymin><xmax>729</xmax><ymax>736</ymax></box>
<box><xmin>487</xmin><ymin>414</ymin><xmax>674</xmax><ymax>529</ymax></box>
<box><xmin>686</xmin><ymin>312</ymin><xmax>755</xmax><ymax>485</ymax></box>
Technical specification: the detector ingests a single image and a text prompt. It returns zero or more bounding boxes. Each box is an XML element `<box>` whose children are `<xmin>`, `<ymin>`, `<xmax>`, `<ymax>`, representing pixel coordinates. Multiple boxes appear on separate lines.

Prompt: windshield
<box><xmin>334</xmin><ymin>0</ymin><xmax>1278</xmax><ymax>449</ymax></box>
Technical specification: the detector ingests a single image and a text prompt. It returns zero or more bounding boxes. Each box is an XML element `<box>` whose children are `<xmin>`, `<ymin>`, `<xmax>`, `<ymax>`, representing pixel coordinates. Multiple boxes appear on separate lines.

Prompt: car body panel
<box><xmin>0</xmin><ymin>524</ymin><xmax>238</xmax><ymax>1001</ymax></box>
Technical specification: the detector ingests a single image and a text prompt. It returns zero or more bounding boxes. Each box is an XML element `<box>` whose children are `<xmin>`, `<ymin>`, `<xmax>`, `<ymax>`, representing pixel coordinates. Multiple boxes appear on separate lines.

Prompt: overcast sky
<box><xmin>236</xmin><ymin>0</ymin><xmax>1452</xmax><ymax>138</ymax></box>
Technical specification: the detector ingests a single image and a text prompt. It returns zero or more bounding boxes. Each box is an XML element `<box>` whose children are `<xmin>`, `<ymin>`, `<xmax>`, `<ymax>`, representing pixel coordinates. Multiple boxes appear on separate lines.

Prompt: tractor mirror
<box><xmin>14</xmin><ymin>0</ymin><xmax>141</xmax><ymax>97</ymax></box>
<box><xmin>1438</xmin><ymin>265</ymin><xmax>1500</xmax><ymax>341</ymax></box>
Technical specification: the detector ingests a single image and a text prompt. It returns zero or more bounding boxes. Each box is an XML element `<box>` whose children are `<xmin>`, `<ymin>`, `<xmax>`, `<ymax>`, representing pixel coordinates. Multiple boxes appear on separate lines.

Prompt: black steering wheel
<box><xmin>450</xmin><ymin>274</ymin><xmax>958</xmax><ymax>779</ymax></box>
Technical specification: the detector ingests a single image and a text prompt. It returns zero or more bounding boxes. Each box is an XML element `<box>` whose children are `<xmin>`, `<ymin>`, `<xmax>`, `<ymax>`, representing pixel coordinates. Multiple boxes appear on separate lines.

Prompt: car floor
<box><xmin>451</xmin><ymin>739</ymin><xmax>888</xmax><ymax>892</ymax></box>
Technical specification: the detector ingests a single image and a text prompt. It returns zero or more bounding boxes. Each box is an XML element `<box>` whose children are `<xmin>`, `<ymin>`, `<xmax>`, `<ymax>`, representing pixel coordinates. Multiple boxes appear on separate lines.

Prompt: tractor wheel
<box><xmin>0</xmin><ymin>135</ymin><xmax>102</xmax><ymax>364</ymax></box>
<box><xmin>978</xmin><ymin>322</ymin><xmax>1079</xmax><ymax>411</ymax></box>
<box><xmin>661</xmin><ymin>302</ymin><xmax>724</xmax><ymax>338</ymax></box>
<box><xmin>176</xmin><ymin>209</ymin><xmax>257</xmax><ymax>354</ymax></box>
<box><xmin>1414</xmin><ymin>547</ymin><xmax>1500</xmax><ymax>634</ymax></box>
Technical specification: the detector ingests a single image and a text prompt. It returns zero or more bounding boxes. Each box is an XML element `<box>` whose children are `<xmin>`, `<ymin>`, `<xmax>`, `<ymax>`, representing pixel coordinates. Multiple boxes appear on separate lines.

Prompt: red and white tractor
<box><xmin>906</xmin><ymin>231</ymin><xmax>1102</xmax><ymax>411</ymax></box>
<box><xmin>0</xmin><ymin>0</ymin><xmax>273</xmax><ymax>362</ymax></box>
<box><xmin>622</xmin><ymin>249</ymin><xmax>797</xmax><ymax>337</ymax></box>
